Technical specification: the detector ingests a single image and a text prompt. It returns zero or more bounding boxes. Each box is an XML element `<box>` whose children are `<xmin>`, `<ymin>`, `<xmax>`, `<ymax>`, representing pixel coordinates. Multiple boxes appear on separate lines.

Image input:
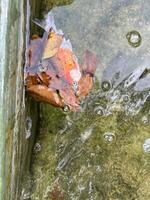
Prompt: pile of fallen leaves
<box><xmin>25</xmin><ymin>12</ymin><xmax>97</xmax><ymax>112</ymax></box>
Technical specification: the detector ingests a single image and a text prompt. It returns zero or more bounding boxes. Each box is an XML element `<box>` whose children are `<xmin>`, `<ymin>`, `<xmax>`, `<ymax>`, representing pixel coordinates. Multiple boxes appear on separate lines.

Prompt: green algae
<box><xmin>30</xmin><ymin>97</ymin><xmax>150</xmax><ymax>200</ymax></box>
<box><xmin>26</xmin><ymin>0</ymin><xmax>150</xmax><ymax>199</ymax></box>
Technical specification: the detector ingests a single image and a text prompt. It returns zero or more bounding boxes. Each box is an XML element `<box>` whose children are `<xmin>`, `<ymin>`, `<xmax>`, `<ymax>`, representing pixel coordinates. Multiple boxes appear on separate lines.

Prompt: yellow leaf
<box><xmin>42</xmin><ymin>32</ymin><xmax>63</xmax><ymax>59</ymax></box>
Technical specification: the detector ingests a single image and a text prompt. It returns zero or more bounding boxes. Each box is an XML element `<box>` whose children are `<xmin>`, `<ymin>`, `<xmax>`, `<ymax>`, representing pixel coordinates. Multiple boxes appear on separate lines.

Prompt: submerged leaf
<box><xmin>42</xmin><ymin>32</ymin><xmax>63</xmax><ymax>59</ymax></box>
<box><xmin>25</xmin><ymin>11</ymin><xmax>97</xmax><ymax>112</ymax></box>
<box><xmin>27</xmin><ymin>85</ymin><xmax>63</xmax><ymax>107</ymax></box>
<box><xmin>78</xmin><ymin>75</ymin><xmax>93</xmax><ymax>97</ymax></box>
<box><xmin>57</xmin><ymin>48</ymin><xmax>80</xmax><ymax>83</ymax></box>
<box><xmin>81</xmin><ymin>50</ymin><xmax>97</xmax><ymax>75</ymax></box>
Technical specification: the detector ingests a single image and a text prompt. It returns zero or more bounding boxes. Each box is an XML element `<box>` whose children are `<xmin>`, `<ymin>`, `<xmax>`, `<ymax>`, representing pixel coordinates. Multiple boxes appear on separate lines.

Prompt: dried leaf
<box><xmin>26</xmin><ymin>75</ymin><xmax>39</xmax><ymax>88</ymax></box>
<box><xmin>27</xmin><ymin>85</ymin><xmax>63</xmax><ymax>107</ymax></box>
<box><xmin>78</xmin><ymin>74</ymin><xmax>93</xmax><ymax>97</ymax></box>
<box><xmin>42</xmin><ymin>32</ymin><xmax>63</xmax><ymax>59</ymax></box>
<box><xmin>37</xmin><ymin>72</ymin><xmax>49</xmax><ymax>86</ymax></box>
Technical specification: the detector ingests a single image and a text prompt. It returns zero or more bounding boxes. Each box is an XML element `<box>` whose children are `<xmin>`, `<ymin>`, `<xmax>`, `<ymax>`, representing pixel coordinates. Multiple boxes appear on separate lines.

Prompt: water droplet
<box><xmin>63</xmin><ymin>105</ymin><xmax>70</xmax><ymax>112</ymax></box>
<box><xmin>126</xmin><ymin>30</ymin><xmax>142</xmax><ymax>48</ymax></box>
<box><xmin>122</xmin><ymin>94</ymin><xmax>130</xmax><ymax>103</ymax></box>
<box><xmin>72</xmin><ymin>81</ymin><xmax>78</xmax><ymax>91</ymax></box>
<box><xmin>103</xmin><ymin>132</ymin><xmax>115</xmax><ymax>143</ymax></box>
<box><xmin>101</xmin><ymin>81</ymin><xmax>111</xmax><ymax>92</ymax></box>
<box><xmin>25</xmin><ymin>117</ymin><xmax>32</xmax><ymax>139</ymax></box>
<box><xmin>143</xmin><ymin>138</ymin><xmax>150</xmax><ymax>153</ymax></box>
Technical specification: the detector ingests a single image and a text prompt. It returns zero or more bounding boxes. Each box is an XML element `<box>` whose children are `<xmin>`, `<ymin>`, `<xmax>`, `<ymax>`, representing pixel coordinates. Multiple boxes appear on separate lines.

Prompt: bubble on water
<box><xmin>72</xmin><ymin>81</ymin><xmax>78</xmax><ymax>91</ymax></box>
<box><xmin>63</xmin><ymin>105</ymin><xmax>70</xmax><ymax>112</ymax></box>
<box><xmin>101</xmin><ymin>81</ymin><xmax>111</xmax><ymax>92</ymax></box>
<box><xmin>122</xmin><ymin>94</ymin><xmax>130</xmax><ymax>103</ymax></box>
<box><xmin>33</xmin><ymin>142</ymin><xmax>41</xmax><ymax>153</ymax></box>
<box><xmin>126</xmin><ymin>30</ymin><xmax>142</xmax><ymax>48</ymax></box>
<box><xmin>103</xmin><ymin>132</ymin><xmax>115</xmax><ymax>143</ymax></box>
<box><xmin>94</xmin><ymin>106</ymin><xmax>104</xmax><ymax>115</ymax></box>
<box><xmin>141</xmin><ymin>116</ymin><xmax>149</xmax><ymax>125</ymax></box>
<box><xmin>143</xmin><ymin>138</ymin><xmax>150</xmax><ymax>153</ymax></box>
<box><xmin>25</xmin><ymin>116</ymin><xmax>32</xmax><ymax>139</ymax></box>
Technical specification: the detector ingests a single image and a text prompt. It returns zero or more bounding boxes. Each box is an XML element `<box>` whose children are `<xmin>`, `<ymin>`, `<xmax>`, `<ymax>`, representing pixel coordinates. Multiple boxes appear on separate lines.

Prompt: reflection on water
<box><xmin>25</xmin><ymin>0</ymin><xmax>150</xmax><ymax>199</ymax></box>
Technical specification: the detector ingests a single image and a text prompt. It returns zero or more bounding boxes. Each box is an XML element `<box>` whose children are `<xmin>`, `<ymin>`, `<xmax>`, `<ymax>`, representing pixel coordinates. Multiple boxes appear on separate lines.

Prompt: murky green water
<box><xmin>24</xmin><ymin>0</ymin><xmax>150</xmax><ymax>199</ymax></box>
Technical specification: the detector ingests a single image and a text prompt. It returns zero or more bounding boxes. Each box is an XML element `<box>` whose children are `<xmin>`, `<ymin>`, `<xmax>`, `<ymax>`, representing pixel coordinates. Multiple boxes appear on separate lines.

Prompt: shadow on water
<box><xmin>23</xmin><ymin>0</ymin><xmax>150</xmax><ymax>199</ymax></box>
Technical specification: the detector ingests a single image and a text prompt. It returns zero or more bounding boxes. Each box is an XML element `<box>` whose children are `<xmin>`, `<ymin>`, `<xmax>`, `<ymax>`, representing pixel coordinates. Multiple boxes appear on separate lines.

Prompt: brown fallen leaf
<box><xmin>25</xmin><ymin>75</ymin><xmax>39</xmax><ymax>88</ymax></box>
<box><xmin>25</xmin><ymin>13</ymin><xmax>98</xmax><ymax>112</ymax></box>
<box><xmin>42</xmin><ymin>32</ymin><xmax>63</xmax><ymax>59</ymax></box>
<box><xmin>27</xmin><ymin>85</ymin><xmax>64</xmax><ymax>107</ymax></box>
<box><xmin>37</xmin><ymin>72</ymin><xmax>49</xmax><ymax>87</ymax></box>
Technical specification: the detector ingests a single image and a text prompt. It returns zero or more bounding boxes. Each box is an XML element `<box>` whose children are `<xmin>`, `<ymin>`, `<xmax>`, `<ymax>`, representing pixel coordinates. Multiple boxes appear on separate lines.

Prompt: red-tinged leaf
<box><xmin>27</xmin><ymin>85</ymin><xmax>64</xmax><ymax>107</ymax></box>
<box><xmin>57</xmin><ymin>48</ymin><xmax>78</xmax><ymax>83</ymax></box>
<box><xmin>81</xmin><ymin>50</ymin><xmax>97</xmax><ymax>75</ymax></box>
<box><xmin>78</xmin><ymin>74</ymin><xmax>93</xmax><ymax>97</ymax></box>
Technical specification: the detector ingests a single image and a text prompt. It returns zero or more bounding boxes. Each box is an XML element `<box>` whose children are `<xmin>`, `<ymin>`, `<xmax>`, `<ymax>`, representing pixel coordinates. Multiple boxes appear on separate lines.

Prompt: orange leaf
<box><xmin>78</xmin><ymin>75</ymin><xmax>93</xmax><ymax>97</ymax></box>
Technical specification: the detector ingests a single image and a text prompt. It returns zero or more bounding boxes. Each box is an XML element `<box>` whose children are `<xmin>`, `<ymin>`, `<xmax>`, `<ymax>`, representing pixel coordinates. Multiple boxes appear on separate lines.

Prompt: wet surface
<box><xmin>23</xmin><ymin>0</ymin><xmax>150</xmax><ymax>199</ymax></box>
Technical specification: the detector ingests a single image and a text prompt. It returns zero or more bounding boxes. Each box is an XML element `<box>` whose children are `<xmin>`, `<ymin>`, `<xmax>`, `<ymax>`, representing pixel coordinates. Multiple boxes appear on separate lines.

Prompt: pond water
<box><xmin>24</xmin><ymin>0</ymin><xmax>150</xmax><ymax>199</ymax></box>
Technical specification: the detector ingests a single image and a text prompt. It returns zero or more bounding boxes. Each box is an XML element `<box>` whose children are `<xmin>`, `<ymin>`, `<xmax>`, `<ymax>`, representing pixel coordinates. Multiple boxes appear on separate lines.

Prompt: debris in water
<box><xmin>25</xmin><ymin>11</ymin><xmax>97</xmax><ymax>112</ymax></box>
